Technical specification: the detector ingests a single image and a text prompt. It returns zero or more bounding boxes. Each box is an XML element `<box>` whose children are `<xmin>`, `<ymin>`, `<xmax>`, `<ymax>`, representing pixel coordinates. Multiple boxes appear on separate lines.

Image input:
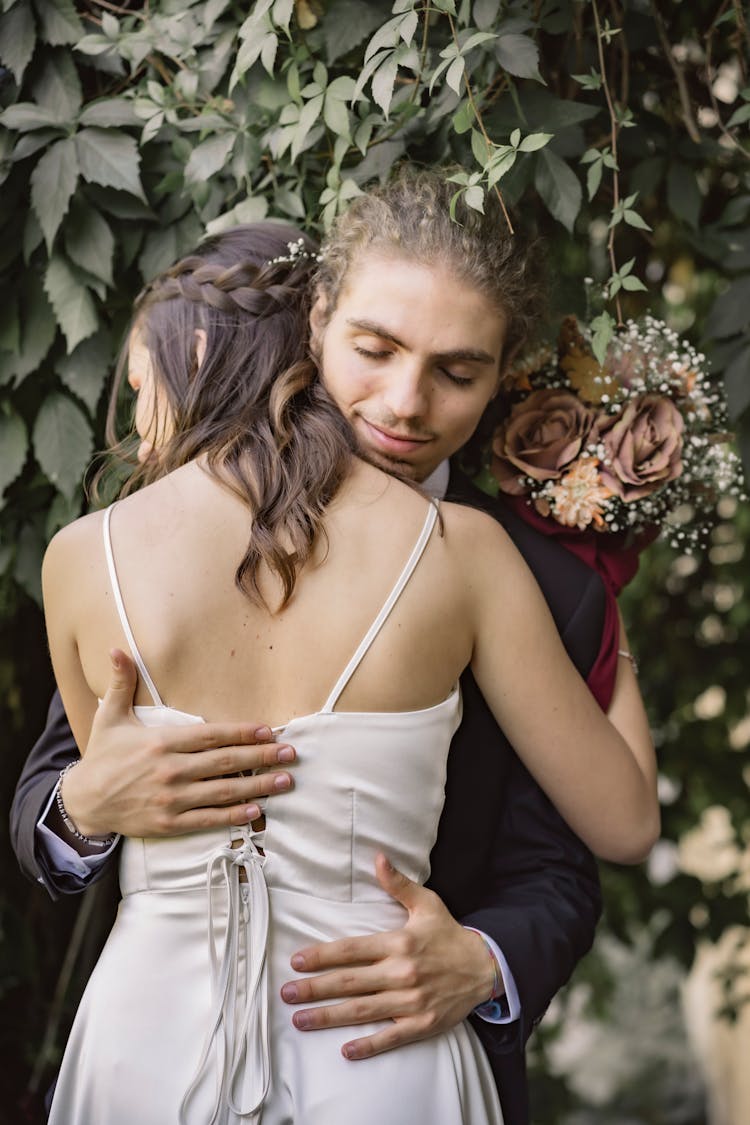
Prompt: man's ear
<box><xmin>194</xmin><ymin>328</ymin><xmax>207</xmax><ymax>371</ymax></box>
<box><xmin>494</xmin><ymin>339</ymin><xmax>524</xmax><ymax>396</ymax></box>
<box><xmin>309</xmin><ymin>291</ymin><xmax>327</xmax><ymax>355</ymax></box>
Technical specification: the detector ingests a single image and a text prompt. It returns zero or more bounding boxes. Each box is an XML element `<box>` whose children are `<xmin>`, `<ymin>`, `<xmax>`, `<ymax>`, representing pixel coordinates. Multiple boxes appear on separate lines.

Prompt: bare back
<box><xmin>44</xmin><ymin>458</ymin><xmax>478</xmax><ymax>747</ymax></box>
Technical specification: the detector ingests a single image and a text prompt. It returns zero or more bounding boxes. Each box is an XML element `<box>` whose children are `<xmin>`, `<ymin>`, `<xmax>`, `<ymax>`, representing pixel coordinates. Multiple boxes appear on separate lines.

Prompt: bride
<box><xmin>43</xmin><ymin>216</ymin><xmax>657</xmax><ymax>1124</ymax></box>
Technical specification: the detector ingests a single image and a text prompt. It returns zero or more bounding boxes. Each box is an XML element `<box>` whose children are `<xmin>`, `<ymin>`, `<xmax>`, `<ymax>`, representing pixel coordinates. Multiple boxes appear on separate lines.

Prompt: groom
<box><xmin>11</xmin><ymin>169</ymin><xmax>606</xmax><ymax>1125</ymax></box>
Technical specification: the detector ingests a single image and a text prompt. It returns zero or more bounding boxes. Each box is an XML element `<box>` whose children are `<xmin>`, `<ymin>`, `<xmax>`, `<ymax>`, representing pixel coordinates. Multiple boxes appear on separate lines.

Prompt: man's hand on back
<box><xmin>279</xmin><ymin>852</ymin><xmax>497</xmax><ymax>1058</ymax></box>
<box><xmin>60</xmin><ymin>649</ymin><xmax>296</xmax><ymax>839</ymax></box>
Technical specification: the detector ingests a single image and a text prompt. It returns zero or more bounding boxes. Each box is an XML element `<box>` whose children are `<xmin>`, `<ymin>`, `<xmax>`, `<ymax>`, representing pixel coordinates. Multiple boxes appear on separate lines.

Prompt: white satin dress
<box><xmin>48</xmin><ymin>503</ymin><xmax>503</xmax><ymax>1124</ymax></box>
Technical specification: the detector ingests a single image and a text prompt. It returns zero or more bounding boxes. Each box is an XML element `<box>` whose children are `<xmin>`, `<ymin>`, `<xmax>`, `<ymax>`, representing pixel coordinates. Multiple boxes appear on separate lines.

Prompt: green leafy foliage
<box><xmin>0</xmin><ymin>3</ymin><xmax>748</xmax><ymax>1118</ymax></box>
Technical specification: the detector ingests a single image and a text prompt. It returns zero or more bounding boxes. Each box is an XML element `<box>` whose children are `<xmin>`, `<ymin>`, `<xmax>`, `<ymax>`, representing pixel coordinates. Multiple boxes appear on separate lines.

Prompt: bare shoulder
<box><xmin>42</xmin><ymin>509</ymin><xmax>106</xmax><ymax>589</ymax></box>
<box><xmin>440</xmin><ymin>500</ymin><xmax>519</xmax><ymax>565</ymax></box>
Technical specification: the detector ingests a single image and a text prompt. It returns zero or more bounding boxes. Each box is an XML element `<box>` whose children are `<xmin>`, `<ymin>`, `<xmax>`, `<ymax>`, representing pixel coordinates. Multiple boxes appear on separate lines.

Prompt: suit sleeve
<box><xmin>9</xmin><ymin>690</ymin><xmax>116</xmax><ymax>899</ymax></box>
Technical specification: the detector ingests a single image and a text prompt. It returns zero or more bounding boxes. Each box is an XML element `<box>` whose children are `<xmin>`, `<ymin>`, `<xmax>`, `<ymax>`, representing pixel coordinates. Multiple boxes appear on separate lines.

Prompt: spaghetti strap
<box><xmin>102</xmin><ymin>505</ymin><xmax>164</xmax><ymax>707</ymax></box>
<box><xmin>321</xmin><ymin>503</ymin><xmax>439</xmax><ymax>714</ymax></box>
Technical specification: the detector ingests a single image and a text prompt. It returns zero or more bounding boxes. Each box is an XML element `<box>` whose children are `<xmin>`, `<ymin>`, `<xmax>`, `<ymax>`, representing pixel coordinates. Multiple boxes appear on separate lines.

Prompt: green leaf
<box><xmin>184</xmin><ymin>132</ymin><xmax>236</xmax><ymax>185</ymax></box>
<box><xmin>0</xmin><ymin>102</ymin><xmax>67</xmax><ymax>130</ymax></box>
<box><xmin>571</xmin><ymin>69</ymin><xmax>602</xmax><ymax>91</ymax></box>
<box><xmin>453</xmin><ymin>101</ymin><xmax>475</xmax><ymax>135</ymax></box>
<box><xmin>14</xmin><ymin>521</ymin><xmax>46</xmax><ymax>605</ymax></box>
<box><xmin>0</xmin><ymin>3</ymin><xmax>36</xmax><ymax>84</ymax></box>
<box><xmin>138</xmin><ymin>226</ymin><xmax>180</xmax><ymax>280</ymax></box>
<box><xmin>371</xmin><ymin>55</ymin><xmax>399</xmax><ymax>117</ymax></box>
<box><xmin>0</xmin><ymin>410</ymin><xmax>28</xmax><ymax>496</ymax></box>
<box><xmin>494</xmin><ymin>34</ymin><xmax>543</xmax><ymax>82</ymax></box>
<box><xmin>11</xmin><ymin>128</ymin><xmax>60</xmax><ymax>163</ymax></box>
<box><xmin>630</xmin><ymin>155</ymin><xmax>666</xmax><ymax>199</ymax></box>
<box><xmin>726</xmin><ymin>103</ymin><xmax>750</xmax><ymax>128</ymax></box>
<box><xmin>722</xmin><ymin>345</ymin><xmax>750</xmax><ymax>421</ymax></box>
<box><xmin>30</xmin><ymin>136</ymin><xmax>79</xmax><ymax>252</ymax></box>
<box><xmin>32</xmin><ymin>393</ymin><xmax>93</xmax><ymax>500</ymax></box>
<box><xmin>518</xmin><ymin>132</ymin><xmax>552</xmax><ymax>153</ymax></box>
<box><xmin>46</xmin><ymin>489</ymin><xmax>84</xmax><ymax>540</ymax></box>
<box><xmin>64</xmin><ymin>199</ymin><xmax>115</xmax><ymax>288</ymax></box>
<box><xmin>273</xmin><ymin>186</ymin><xmax>306</xmax><ymax>220</ymax></box>
<box><xmin>591</xmin><ymin>311</ymin><xmax>615</xmax><ymax>366</ymax></box>
<box><xmin>32</xmin><ymin>48</ymin><xmax>83</xmax><ymax>121</ymax></box>
<box><xmin>55</xmin><ymin>327</ymin><xmax>113</xmax><ymax>415</ymax></box>
<box><xmin>323</xmin><ymin>87</ymin><xmax>351</xmax><ymax>140</ymax></box>
<box><xmin>464</xmin><ymin>184</ymin><xmax>485</xmax><ymax>212</ymax></box>
<box><xmin>706</xmin><ymin>275</ymin><xmax>750</xmax><ymax>339</ymax></box>
<box><xmin>0</xmin><ymin>295</ymin><xmax>19</xmax><ymax>353</ymax></box>
<box><xmin>474</xmin><ymin>0</ymin><xmax>501</xmax><ymax>30</ymax></box>
<box><xmin>231</xmin><ymin>31</ymin><xmax>277</xmax><ymax>88</ymax></box>
<box><xmin>445</xmin><ymin>56</ymin><xmax>466</xmax><ymax>96</ymax></box>
<box><xmin>486</xmin><ymin>149</ymin><xmax>517</xmax><ymax>187</ymax></box>
<box><xmin>623</xmin><ymin>208</ymin><xmax>652</xmax><ymax>231</ymax></box>
<box><xmin>33</xmin><ymin>0</ymin><xmax>83</xmax><ymax>45</ymax></box>
<box><xmin>364</xmin><ymin>14</ymin><xmax>406</xmax><ymax>65</ymax></box>
<box><xmin>3</xmin><ymin>273</ymin><xmax>57</xmax><ymax>385</ymax></box>
<box><xmin>291</xmin><ymin>92</ymin><xmax>324</xmax><ymax>159</ymax></box>
<box><xmin>586</xmin><ymin>159</ymin><xmax>602</xmax><ymax>201</ymax></box>
<box><xmin>44</xmin><ymin>254</ymin><xmax>98</xmax><ymax>353</ymax></box>
<box><xmin>667</xmin><ymin>162</ymin><xmax>702</xmax><ymax>231</ymax></box>
<box><xmin>621</xmin><ymin>274</ymin><xmax>647</xmax><ymax>291</ymax></box>
<box><xmin>534</xmin><ymin>149</ymin><xmax>582</xmax><ymax>232</ymax></box>
<box><xmin>79</xmin><ymin>99</ymin><xmax>141</xmax><ymax>128</ymax></box>
<box><xmin>261</xmin><ymin>31</ymin><xmax>278</xmax><ymax>75</ymax></box>
<box><xmin>322</xmin><ymin>0</ymin><xmax>383</xmax><ymax>65</ymax></box>
<box><xmin>75</xmin><ymin>128</ymin><xmax>146</xmax><ymax>201</ymax></box>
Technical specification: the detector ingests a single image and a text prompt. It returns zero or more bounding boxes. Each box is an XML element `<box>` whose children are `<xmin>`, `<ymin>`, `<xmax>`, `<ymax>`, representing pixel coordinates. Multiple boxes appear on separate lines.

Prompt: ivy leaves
<box><xmin>0</xmin><ymin>0</ymin><xmax>748</xmax><ymax>613</ymax></box>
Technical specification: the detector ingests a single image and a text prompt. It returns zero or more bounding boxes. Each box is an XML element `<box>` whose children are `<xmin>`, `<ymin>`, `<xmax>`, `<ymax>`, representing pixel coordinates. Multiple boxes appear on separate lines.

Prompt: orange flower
<box><xmin>545</xmin><ymin>457</ymin><xmax>613</xmax><ymax>530</ymax></box>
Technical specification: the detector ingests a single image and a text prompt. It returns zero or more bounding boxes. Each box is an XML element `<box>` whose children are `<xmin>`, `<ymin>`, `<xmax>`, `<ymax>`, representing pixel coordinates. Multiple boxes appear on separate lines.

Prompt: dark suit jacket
<box><xmin>9</xmin><ymin>466</ymin><xmax>605</xmax><ymax>1125</ymax></box>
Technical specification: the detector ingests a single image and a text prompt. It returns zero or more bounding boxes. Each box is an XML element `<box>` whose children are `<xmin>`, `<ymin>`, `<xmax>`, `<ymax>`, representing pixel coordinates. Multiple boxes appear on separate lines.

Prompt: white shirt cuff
<box><xmin>37</xmin><ymin>782</ymin><xmax>120</xmax><ymax>878</ymax></box>
<box><xmin>465</xmin><ymin>927</ymin><xmax>521</xmax><ymax>1025</ymax></box>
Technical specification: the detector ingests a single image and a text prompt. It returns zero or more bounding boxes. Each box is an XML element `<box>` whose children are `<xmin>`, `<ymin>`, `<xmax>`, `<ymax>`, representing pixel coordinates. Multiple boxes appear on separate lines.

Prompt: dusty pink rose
<box><xmin>594</xmin><ymin>394</ymin><xmax>684</xmax><ymax>502</ymax></box>
<box><xmin>492</xmin><ymin>388</ymin><xmax>595</xmax><ymax>495</ymax></box>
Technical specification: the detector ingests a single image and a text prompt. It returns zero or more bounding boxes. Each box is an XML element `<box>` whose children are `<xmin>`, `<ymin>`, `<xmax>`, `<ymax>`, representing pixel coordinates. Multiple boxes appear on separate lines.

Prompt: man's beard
<box><xmin>357</xmin><ymin>445</ymin><xmax>425</xmax><ymax>483</ymax></box>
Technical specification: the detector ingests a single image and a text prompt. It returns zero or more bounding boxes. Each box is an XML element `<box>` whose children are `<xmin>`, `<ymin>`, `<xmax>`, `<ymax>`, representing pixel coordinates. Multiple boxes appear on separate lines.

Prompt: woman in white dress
<box><xmin>43</xmin><ymin>215</ymin><xmax>657</xmax><ymax>1125</ymax></box>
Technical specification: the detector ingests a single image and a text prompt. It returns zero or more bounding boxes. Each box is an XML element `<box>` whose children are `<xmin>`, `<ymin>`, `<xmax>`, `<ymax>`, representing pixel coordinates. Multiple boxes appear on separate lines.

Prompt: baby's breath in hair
<box><xmin>266</xmin><ymin>238</ymin><xmax>322</xmax><ymax>268</ymax></box>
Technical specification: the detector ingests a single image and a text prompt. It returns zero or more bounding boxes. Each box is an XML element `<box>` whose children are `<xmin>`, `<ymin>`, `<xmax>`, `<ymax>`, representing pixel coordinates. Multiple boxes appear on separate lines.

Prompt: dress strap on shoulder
<box><xmin>321</xmin><ymin>503</ymin><xmax>439</xmax><ymax>714</ymax></box>
<box><xmin>102</xmin><ymin>504</ymin><xmax>164</xmax><ymax>708</ymax></box>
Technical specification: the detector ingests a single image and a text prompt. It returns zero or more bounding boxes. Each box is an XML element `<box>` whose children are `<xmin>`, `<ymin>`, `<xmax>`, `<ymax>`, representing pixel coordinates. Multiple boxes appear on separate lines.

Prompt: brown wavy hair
<box><xmin>102</xmin><ymin>222</ymin><xmax>356</xmax><ymax>608</ymax></box>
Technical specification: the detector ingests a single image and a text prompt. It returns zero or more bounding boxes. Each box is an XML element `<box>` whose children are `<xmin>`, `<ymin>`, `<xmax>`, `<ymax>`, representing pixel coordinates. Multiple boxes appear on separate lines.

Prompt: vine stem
<box><xmin>407</xmin><ymin>1</ymin><xmax>432</xmax><ymax>107</ymax></box>
<box><xmin>446</xmin><ymin>12</ymin><xmax>514</xmax><ymax>234</ymax></box>
<box><xmin>87</xmin><ymin>0</ymin><xmax>147</xmax><ymax>18</ymax></box>
<box><xmin>650</xmin><ymin>0</ymin><xmax>701</xmax><ymax>143</ymax></box>
<box><xmin>706</xmin><ymin>3</ymin><xmax>750</xmax><ymax>160</ymax></box>
<box><xmin>591</xmin><ymin>0</ymin><xmax>623</xmax><ymax>326</ymax></box>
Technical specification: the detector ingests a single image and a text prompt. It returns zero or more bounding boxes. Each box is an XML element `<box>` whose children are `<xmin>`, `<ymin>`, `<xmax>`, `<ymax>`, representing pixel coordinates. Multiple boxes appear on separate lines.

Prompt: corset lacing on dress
<box><xmin>179</xmin><ymin>826</ymin><xmax>270</xmax><ymax>1125</ymax></box>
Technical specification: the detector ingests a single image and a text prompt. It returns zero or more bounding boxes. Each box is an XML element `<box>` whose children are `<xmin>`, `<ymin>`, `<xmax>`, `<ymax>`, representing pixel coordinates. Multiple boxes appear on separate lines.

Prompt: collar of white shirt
<box><xmin>422</xmin><ymin>460</ymin><xmax>450</xmax><ymax>500</ymax></box>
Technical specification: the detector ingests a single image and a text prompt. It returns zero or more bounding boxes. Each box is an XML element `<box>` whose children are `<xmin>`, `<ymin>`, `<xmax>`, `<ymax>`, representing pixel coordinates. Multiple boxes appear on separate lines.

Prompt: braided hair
<box><xmin>104</xmin><ymin>221</ymin><xmax>356</xmax><ymax>609</ymax></box>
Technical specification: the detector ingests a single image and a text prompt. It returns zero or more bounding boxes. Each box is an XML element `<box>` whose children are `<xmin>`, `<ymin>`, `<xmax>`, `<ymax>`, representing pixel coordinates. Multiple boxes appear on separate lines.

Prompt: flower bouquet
<box><xmin>486</xmin><ymin>314</ymin><xmax>745</xmax><ymax>710</ymax></box>
<box><xmin>490</xmin><ymin>315</ymin><xmax>744</xmax><ymax>557</ymax></box>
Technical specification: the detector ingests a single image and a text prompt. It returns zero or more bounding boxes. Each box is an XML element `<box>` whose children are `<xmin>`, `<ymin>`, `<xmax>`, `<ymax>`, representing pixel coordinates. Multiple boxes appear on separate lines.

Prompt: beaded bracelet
<box><xmin>617</xmin><ymin>648</ymin><xmax>639</xmax><ymax>675</ymax></box>
<box><xmin>55</xmin><ymin>761</ymin><xmax>117</xmax><ymax>848</ymax></box>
